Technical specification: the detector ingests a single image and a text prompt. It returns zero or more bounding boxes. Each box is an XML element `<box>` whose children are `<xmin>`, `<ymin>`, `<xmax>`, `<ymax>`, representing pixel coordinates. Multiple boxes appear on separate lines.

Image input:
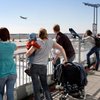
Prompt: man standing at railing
<box><xmin>53</xmin><ymin>24</ymin><xmax>75</xmax><ymax>89</ymax></box>
<box><xmin>53</xmin><ymin>24</ymin><xmax>75</xmax><ymax>63</ymax></box>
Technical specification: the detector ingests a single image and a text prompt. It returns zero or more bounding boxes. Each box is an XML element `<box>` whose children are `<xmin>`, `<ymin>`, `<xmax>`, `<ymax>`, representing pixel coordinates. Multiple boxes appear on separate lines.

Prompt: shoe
<box><xmin>59</xmin><ymin>86</ymin><xmax>64</xmax><ymax>90</ymax></box>
<box><xmin>87</xmin><ymin>70</ymin><xmax>95</xmax><ymax>75</ymax></box>
<box><xmin>90</xmin><ymin>65</ymin><xmax>96</xmax><ymax>70</ymax></box>
<box><xmin>90</xmin><ymin>68</ymin><xmax>96</xmax><ymax>70</ymax></box>
<box><xmin>55</xmin><ymin>84</ymin><xmax>64</xmax><ymax>90</ymax></box>
<box><xmin>84</xmin><ymin>63</ymin><xmax>88</xmax><ymax>68</ymax></box>
<box><xmin>55</xmin><ymin>84</ymin><xmax>61</xmax><ymax>89</ymax></box>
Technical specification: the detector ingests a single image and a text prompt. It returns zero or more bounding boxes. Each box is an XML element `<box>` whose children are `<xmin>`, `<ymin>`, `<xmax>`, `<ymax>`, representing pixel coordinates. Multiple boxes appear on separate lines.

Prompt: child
<box><xmin>26</xmin><ymin>33</ymin><xmax>40</xmax><ymax>49</ymax></box>
<box><xmin>25</xmin><ymin>33</ymin><xmax>40</xmax><ymax>76</ymax></box>
<box><xmin>26</xmin><ymin>33</ymin><xmax>41</xmax><ymax>65</ymax></box>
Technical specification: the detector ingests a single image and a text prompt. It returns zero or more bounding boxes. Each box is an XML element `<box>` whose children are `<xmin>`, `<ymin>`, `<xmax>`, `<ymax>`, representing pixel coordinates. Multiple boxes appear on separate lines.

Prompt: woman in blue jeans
<box><xmin>87</xmin><ymin>46</ymin><xmax>100</xmax><ymax>70</ymax></box>
<box><xmin>26</xmin><ymin>28</ymin><xmax>67</xmax><ymax>100</ymax></box>
<box><xmin>0</xmin><ymin>27</ymin><xmax>17</xmax><ymax>100</ymax></box>
<box><xmin>87</xmin><ymin>33</ymin><xmax>100</xmax><ymax>71</ymax></box>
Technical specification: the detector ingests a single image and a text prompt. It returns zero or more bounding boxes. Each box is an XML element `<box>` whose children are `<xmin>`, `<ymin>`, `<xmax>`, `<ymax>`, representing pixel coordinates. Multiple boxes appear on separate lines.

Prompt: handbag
<box><xmin>25</xmin><ymin>68</ymin><xmax>31</xmax><ymax>76</ymax></box>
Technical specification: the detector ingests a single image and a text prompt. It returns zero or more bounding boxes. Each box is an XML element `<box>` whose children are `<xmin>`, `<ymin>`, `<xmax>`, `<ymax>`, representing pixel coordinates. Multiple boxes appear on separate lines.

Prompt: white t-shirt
<box><xmin>51</xmin><ymin>49</ymin><xmax>60</xmax><ymax>59</ymax></box>
<box><xmin>31</xmin><ymin>38</ymin><xmax>55</xmax><ymax>65</ymax></box>
<box><xmin>83</xmin><ymin>36</ymin><xmax>95</xmax><ymax>49</ymax></box>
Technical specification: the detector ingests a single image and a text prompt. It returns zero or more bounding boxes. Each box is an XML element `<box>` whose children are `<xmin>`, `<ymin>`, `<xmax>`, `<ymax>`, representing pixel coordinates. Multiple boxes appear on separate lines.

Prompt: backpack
<box><xmin>94</xmin><ymin>35</ymin><xmax>100</xmax><ymax>47</ymax></box>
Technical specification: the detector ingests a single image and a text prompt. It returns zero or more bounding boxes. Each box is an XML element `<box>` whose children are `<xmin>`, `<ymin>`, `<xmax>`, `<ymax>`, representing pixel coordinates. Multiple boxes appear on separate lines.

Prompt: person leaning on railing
<box><xmin>53</xmin><ymin>24</ymin><xmax>75</xmax><ymax>63</ymax></box>
<box><xmin>26</xmin><ymin>28</ymin><xmax>67</xmax><ymax>100</ymax></box>
<box><xmin>0</xmin><ymin>27</ymin><xmax>17</xmax><ymax>100</ymax></box>
<box><xmin>53</xmin><ymin>24</ymin><xmax>75</xmax><ymax>89</ymax></box>
<box><xmin>83</xmin><ymin>30</ymin><xmax>100</xmax><ymax>71</ymax></box>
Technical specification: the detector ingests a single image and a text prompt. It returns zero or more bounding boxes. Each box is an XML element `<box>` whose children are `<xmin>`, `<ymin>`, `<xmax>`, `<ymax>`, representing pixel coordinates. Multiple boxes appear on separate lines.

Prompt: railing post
<box><xmin>78</xmin><ymin>39</ymin><xmax>81</xmax><ymax>63</ymax></box>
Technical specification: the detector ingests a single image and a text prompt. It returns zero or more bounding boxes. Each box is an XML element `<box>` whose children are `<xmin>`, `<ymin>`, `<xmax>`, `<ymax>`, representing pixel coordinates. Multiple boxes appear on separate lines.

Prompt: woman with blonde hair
<box><xmin>26</xmin><ymin>28</ymin><xmax>67</xmax><ymax>100</ymax></box>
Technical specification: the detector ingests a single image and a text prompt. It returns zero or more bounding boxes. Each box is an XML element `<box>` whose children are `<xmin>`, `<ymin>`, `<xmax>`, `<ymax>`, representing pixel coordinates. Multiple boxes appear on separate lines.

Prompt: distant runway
<box><xmin>14</xmin><ymin>40</ymin><xmax>27</xmax><ymax>54</ymax></box>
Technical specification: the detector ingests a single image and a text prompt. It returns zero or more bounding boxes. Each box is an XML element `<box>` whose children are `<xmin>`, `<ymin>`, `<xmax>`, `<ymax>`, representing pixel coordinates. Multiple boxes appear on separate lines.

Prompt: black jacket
<box><xmin>56</xmin><ymin>32</ymin><xmax>75</xmax><ymax>59</ymax></box>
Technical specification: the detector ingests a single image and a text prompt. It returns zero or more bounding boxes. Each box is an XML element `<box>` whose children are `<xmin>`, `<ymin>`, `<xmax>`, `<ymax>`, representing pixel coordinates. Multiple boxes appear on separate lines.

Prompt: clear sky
<box><xmin>0</xmin><ymin>0</ymin><xmax>100</xmax><ymax>34</ymax></box>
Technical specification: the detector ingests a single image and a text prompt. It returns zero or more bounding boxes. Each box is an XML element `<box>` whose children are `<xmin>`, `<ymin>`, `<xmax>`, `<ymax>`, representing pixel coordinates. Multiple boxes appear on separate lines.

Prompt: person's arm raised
<box><xmin>53</xmin><ymin>42</ymin><xmax>68</xmax><ymax>63</ymax></box>
<box><xmin>26</xmin><ymin>46</ymin><xmax>36</xmax><ymax>57</ymax></box>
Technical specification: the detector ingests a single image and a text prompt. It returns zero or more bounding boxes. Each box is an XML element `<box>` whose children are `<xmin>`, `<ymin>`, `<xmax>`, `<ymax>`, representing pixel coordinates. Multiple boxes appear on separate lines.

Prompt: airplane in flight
<box><xmin>20</xmin><ymin>16</ymin><xmax>27</xmax><ymax>19</ymax></box>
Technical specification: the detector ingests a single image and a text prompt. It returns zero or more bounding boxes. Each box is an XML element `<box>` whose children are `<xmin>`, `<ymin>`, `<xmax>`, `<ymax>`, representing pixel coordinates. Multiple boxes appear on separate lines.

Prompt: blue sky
<box><xmin>0</xmin><ymin>0</ymin><xmax>100</xmax><ymax>34</ymax></box>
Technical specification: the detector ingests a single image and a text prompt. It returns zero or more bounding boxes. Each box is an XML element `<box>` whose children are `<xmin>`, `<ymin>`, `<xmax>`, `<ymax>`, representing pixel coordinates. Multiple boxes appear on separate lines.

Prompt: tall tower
<box><xmin>83</xmin><ymin>2</ymin><xmax>100</xmax><ymax>35</ymax></box>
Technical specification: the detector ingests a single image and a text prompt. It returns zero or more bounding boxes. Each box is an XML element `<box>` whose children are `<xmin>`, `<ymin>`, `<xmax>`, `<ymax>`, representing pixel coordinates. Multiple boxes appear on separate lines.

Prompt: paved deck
<box><xmin>22</xmin><ymin>69</ymin><xmax>100</xmax><ymax>100</ymax></box>
<box><xmin>85</xmin><ymin>70</ymin><xmax>100</xmax><ymax>99</ymax></box>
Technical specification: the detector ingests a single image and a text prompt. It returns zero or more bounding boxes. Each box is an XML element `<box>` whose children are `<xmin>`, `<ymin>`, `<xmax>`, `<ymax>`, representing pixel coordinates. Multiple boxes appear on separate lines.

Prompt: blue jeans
<box><xmin>30</xmin><ymin>64</ymin><xmax>53</xmax><ymax>100</ymax></box>
<box><xmin>0</xmin><ymin>74</ymin><xmax>17</xmax><ymax>100</ymax></box>
<box><xmin>87</xmin><ymin>46</ymin><xmax>100</xmax><ymax>70</ymax></box>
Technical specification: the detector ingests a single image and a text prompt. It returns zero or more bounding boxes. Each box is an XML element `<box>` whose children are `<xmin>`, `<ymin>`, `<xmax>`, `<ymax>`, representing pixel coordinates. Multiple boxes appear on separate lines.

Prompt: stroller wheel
<box><xmin>79</xmin><ymin>89</ymin><xmax>86</xmax><ymax>99</ymax></box>
<box><xmin>59</xmin><ymin>96</ymin><xmax>66</xmax><ymax>100</ymax></box>
<box><xmin>59</xmin><ymin>94</ymin><xmax>68</xmax><ymax>100</ymax></box>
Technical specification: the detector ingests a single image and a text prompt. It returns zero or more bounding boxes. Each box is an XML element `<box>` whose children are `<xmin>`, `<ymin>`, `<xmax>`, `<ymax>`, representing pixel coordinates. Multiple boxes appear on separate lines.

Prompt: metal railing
<box><xmin>14</xmin><ymin>52</ymin><xmax>54</xmax><ymax>88</ymax></box>
<box><xmin>14</xmin><ymin>39</ymin><xmax>94</xmax><ymax>88</ymax></box>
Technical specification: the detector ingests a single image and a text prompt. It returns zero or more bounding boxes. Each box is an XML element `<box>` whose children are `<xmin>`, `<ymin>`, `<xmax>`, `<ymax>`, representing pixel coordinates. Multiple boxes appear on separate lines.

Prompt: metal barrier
<box><xmin>14</xmin><ymin>52</ymin><xmax>54</xmax><ymax>88</ymax></box>
<box><xmin>14</xmin><ymin>39</ymin><xmax>92</xmax><ymax>88</ymax></box>
<box><xmin>12</xmin><ymin>51</ymin><xmax>55</xmax><ymax>100</ymax></box>
<box><xmin>12</xmin><ymin>39</ymin><xmax>97</xmax><ymax>99</ymax></box>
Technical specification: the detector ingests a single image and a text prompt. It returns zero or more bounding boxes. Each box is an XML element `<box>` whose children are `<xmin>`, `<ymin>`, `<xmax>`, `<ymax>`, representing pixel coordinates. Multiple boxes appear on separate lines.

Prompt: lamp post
<box><xmin>83</xmin><ymin>2</ymin><xmax>100</xmax><ymax>34</ymax></box>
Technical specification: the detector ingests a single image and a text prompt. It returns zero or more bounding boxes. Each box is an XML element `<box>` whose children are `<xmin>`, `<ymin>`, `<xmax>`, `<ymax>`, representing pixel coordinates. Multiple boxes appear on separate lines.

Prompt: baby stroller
<box><xmin>54</xmin><ymin>62</ymin><xmax>88</xmax><ymax>100</ymax></box>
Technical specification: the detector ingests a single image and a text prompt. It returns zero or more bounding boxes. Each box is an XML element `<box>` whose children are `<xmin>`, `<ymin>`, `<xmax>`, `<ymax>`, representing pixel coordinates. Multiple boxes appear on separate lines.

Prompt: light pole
<box><xmin>83</xmin><ymin>2</ymin><xmax>100</xmax><ymax>34</ymax></box>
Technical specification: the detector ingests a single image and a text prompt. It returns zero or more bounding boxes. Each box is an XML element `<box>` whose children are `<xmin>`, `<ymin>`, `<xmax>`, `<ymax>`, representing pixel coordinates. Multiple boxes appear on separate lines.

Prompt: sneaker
<box><xmin>84</xmin><ymin>63</ymin><xmax>88</xmax><ymax>68</ymax></box>
<box><xmin>59</xmin><ymin>86</ymin><xmax>64</xmax><ymax>90</ymax></box>
<box><xmin>55</xmin><ymin>84</ymin><xmax>61</xmax><ymax>89</ymax></box>
<box><xmin>90</xmin><ymin>65</ymin><xmax>96</xmax><ymax>70</ymax></box>
<box><xmin>55</xmin><ymin>84</ymin><xmax>64</xmax><ymax>90</ymax></box>
<box><xmin>90</xmin><ymin>67</ymin><xmax>96</xmax><ymax>70</ymax></box>
<box><xmin>87</xmin><ymin>70</ymin><xmax>95</xmax><ymax>75</ymax></box>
